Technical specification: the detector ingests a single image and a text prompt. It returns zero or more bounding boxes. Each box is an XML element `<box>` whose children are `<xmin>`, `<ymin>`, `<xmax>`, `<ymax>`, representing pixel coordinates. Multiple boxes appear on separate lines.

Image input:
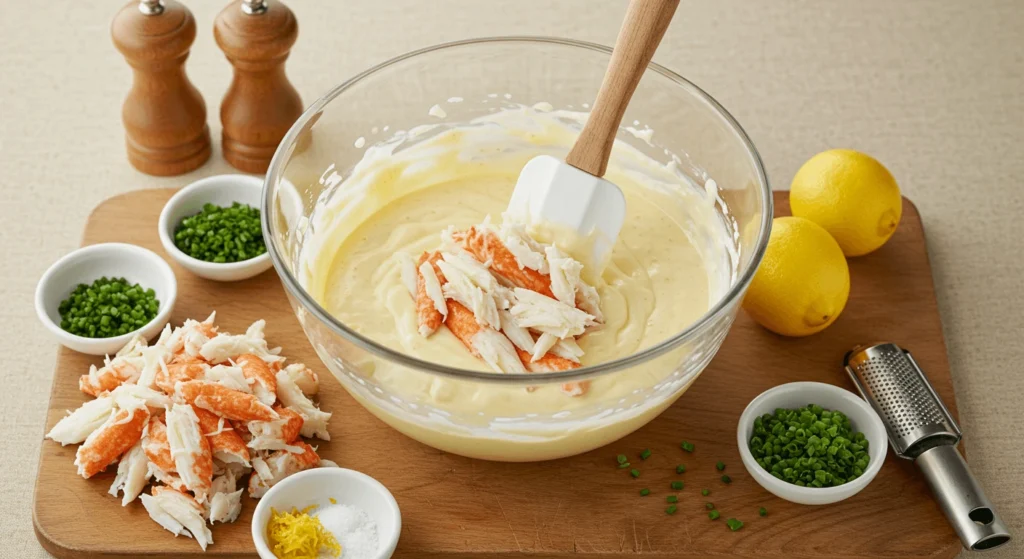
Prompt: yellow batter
<box><xmin>299</xmin><ymin>105</ymin><xmax>734</xmax><ymax>460</ymax></box>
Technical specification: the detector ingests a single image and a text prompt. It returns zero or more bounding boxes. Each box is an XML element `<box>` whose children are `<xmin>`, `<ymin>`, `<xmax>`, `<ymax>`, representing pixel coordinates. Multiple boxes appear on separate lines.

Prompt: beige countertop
<box><xmin>2</xmin><ymin>1</ymin><xmax>1021</xmax><ymax>557</ymax></box>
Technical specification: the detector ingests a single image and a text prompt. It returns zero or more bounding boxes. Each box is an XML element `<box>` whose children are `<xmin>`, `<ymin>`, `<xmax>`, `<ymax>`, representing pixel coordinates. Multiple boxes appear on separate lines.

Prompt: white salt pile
<box><xmin>317</xmin><ymin>503</ymin><xmax>379</xmax><ymax>559</ymax></box>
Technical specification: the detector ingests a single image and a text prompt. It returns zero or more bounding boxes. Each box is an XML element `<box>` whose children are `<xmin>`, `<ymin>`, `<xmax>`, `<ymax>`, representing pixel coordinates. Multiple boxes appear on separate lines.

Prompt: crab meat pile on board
<box><xmin>45</xmin><ymin>313</ymin><xmax>334</xmax><ymax>551</ymax></box>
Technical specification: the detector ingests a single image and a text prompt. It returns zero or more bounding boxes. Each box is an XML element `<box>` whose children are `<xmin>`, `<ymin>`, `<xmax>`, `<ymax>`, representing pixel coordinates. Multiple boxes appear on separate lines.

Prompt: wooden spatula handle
<box><xmin>565</xmin><ymin>0</ymin><xmax>680</xmax><ymax>177</ymax></box>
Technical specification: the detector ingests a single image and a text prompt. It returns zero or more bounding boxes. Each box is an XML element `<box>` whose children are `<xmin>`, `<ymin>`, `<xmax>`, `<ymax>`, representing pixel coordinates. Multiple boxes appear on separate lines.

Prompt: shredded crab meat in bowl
<box><xmin>398</xmin><ymin>214</ymin><xmax>602</xmax><ymax>397</ymax></box>
<box><xmin>45</xmin><ymin>312</ymin><xmax>335</xmax><ymax>551</ymax></box>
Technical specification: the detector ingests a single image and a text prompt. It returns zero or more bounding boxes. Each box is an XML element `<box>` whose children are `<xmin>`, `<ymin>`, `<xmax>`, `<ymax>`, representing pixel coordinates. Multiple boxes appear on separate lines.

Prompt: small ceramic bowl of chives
<box><xmin>158</xmin><ymin>174</ymin><xmax>272</xmax><ymax>282</ymax></box>
<box><xmin>737</xmin><ymin>382</ymin><xmax>887</xmax><ymax>505</ymax></box>
<box><xmin>35</xmin><ymin>243</ymin><xmax>177</xmax><ymax>355</ymax></box>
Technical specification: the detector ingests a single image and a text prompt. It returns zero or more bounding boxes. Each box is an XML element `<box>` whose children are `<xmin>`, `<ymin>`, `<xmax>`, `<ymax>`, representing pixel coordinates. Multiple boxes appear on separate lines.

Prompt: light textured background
<box><xmin>2</xmin><ymin>0</ymin><xmax>1021</xmax><ymax>557</ymax></box>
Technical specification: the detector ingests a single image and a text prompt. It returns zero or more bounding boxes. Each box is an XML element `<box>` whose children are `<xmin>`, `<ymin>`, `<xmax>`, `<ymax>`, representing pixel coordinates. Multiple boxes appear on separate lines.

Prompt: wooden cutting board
<box><xmin>34</xmin><ymin>189</ymin><xmax>962</xmax><ymax>559</ymax></box>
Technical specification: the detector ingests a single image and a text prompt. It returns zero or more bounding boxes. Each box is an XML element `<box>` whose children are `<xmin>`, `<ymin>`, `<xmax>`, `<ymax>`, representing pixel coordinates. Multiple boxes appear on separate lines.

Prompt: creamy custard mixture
<box><xmin>298</xmin><ymin>105</ymin><xmax>734</xmax><ymax>458</ymax></box>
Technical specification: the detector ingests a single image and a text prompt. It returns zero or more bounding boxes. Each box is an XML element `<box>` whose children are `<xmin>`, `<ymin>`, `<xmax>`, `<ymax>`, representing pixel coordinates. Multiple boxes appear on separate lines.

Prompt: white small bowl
<box><xmin>35</xmin><ymin>243</ymin><xmax>177</xmax><ymax>356</ymax></box>
<box><xmin>737</xmin><ymin>381</ymin><xmax>887</xmax><ymax>505</ymax></box>
<box><xmin>158</xmin><ymin>174</ymin><xmax>272</xmax><ymax>282</ymax></box>
<box><xmin>252</xmin><ymin>468</ymin><xmax>401</xmax><ymax>559</ymax></box>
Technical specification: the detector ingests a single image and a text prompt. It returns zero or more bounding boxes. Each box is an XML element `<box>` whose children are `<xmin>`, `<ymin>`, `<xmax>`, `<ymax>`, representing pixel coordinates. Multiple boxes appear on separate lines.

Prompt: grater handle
<box><xmin>916</xmin><ymin>444</ymin><xmax>1011</xmax><ymax>551</ymax></box>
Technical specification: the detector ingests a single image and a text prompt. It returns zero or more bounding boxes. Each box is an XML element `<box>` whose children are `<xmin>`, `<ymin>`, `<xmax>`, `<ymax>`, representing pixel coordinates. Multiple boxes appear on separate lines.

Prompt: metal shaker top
<box><xmin>844</xmin><ymin>343</ymin><xmax>960</xmax><ymax>458</ymax></box>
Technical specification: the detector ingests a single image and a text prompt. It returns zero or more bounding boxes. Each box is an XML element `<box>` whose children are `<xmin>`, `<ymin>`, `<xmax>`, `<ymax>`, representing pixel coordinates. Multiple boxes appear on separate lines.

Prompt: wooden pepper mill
<box><xmin>214</xmin><ymin>0</ymin><xmax>303</xmax><ymax>174</ymax></box>
<box><xmin>111</xmin><ymin>0</ymin><xmax>211</xmax><ymax>176</ymax></box>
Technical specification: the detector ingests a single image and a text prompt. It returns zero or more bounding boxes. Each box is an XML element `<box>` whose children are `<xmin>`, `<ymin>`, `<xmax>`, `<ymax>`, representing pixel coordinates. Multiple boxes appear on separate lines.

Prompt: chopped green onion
<box><xmin>173</xmin><ymin>202</ymin><xmax>266</xmax><ymax>263</ymax></box>
<box><xmin>670</xmin><ymin>481</ymin><xmax>683</xmax><ymax>490</ymax></box>
<box><xmin>701</xmin><ymin>488</ymin><xmax>709</xmax><ymax>496</ymax></box>
<box><xmin>758</xmin><ymin>507</ymin><xmax>768</xmax><ymax>517</ymax></box>
<box><xmin>57</xmin><ymin>277</ymin><xmax>159</xmax><ymax>339</ymax></box>
<box><xmin>675</xmin><ymin>464</ymin><xmax>686</xmax><ymax>474</ymax></box>
<box><xmin>716</xmin><ymin>461</ymin><xmax>726</xmax><ymax>471</ymax></box>
<box><xmin>680</xmin><ymin>441</ymin><xmax>695</xmax><ymax>452</ymax></box>
<box><xmin>640</xmin><ymin>449</ymin><xmax>652</xmax><ymax>460</ymax></box>
<box><xmin>705</xmin><ymin>502</ymin><xmax>715</xmax><ymax>509</ymax></box>
<box><xmin>665</xmin><ymin>505</ymin><xmax>678</xmax><ymax>515</ymax></box>
<box><xmin>721</xmin><ymin>475</ymin><xmax>732</xmax><ymax>484</ymax></box>
<box><xmin>666</xmin><ymin>495</ymin><xmax>678</xmax><ymax>503</ymax></box>
<box><xmin>748</xmin><ymin>404</ymin><xmax>870</xmax><ymax>488</ymax></box>
<box><xmin>708</xmin><ymin>509</ymin><xmax>720</xmax><ymax>520</ymax></box>
<box><xmin>639</xmin><ymin>488</ymin><xmax>650</xmax><ymax>496</ymax></box>
<box><xmin>726</xmin><ymin>518</ymin><xmax>744</xmax><ymax>531</ymax></box>
<box><xmin>630</xmin><ymin>469</ymin><xmax>640</xmax><ymax>478</ymax></box>
<box><xmin>616</xmin><ymin>454</ymin><xmax>628</xmax><ymax>464</ymax></box>
<box><xmin>618</xmin><ymin>462</ymin><xmax>631</xmax><ymax>469</ymax></box>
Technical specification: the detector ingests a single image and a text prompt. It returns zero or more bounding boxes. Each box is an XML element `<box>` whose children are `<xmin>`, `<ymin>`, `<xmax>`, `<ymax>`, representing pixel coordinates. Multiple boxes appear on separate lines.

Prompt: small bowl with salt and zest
<box><xmin>737</xmin><ymin>381</ymin><xmax>887</xmax><ymax>505</ymax></box>
<box><xmin>252</xmin><ymin>467</ymin><xmax>401</xmax><ymax>559</ymax></box>
<box><xmin>35</xmin><ymin>243</ymin><xmax>177</xmax><ymax>356</ymax></box>
<box><xmin>158</xmin><ymin>173</ymin><xmax>272</xmax><ymax>282</ymax></box>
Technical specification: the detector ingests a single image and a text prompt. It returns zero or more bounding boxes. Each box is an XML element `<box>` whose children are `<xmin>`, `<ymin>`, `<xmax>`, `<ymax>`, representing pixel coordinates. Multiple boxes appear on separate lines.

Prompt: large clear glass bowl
<box><xmin>263</xmin><ymin>37</ymin><xmax>771</xmax><ymax>462</ymax></box>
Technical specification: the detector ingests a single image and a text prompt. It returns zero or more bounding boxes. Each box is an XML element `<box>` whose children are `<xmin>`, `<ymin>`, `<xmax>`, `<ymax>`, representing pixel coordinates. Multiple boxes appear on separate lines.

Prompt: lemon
<box><xmin>743</xmin><ymin>217</ymin><xmax>850</xmax><ymax>337</ymax></box>
<box><xmin>790</xmin><ymin>149</ymin><xmax>902</xmax><ymax>257</ymax></box>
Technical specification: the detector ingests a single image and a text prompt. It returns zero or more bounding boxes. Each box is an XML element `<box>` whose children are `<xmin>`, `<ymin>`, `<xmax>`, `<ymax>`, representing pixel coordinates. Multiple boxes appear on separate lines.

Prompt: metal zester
<box><xmin>844</xmin><ymin>343</ymin><xmax>1011</xmax><ymax>551</ymax></box>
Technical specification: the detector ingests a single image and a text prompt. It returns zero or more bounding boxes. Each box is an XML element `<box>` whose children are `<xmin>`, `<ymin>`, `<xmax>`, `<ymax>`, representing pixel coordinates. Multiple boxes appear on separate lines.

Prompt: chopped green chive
<box><xmin>616</xmin><ymin>454</ymin><xmax>628</xmax><ymax>464</ymax></box>
<box><xmin>665</xmin><ymin>505</ymin><xmax>678</xmax><ymax>515</ymax></box>
<box><xmin>670</xmin><ymin>481</ymin><xmax>683</xmax><ymax>490</ymax></box>
<box><xmin>708</xmin><ymin>509</ymin><xmax>720</xmax><ymax>520</ymax></box>
<box><xmin>721</xmin><ymin>475</ymin><xmax>732</xmax><ymax>484</ymax></box>
<box><xmin>716</xmin><ymin>461</ymin><xmax>726</xmax><ymax>471</ymax></box>
<box><xmin>758</xmin><ymin>507</ymin><xmax>768</xmax><ymax>517</ymax></box>
<box><xmin>639</xmin><ymin>488</ymin><xmax>650</xmax><ymax>496</ymax></box>
<box><xmin>701</xmin><ymin>488</ymin><xmax>709</xmax><ymax>496</ymax></box>
<box><xmin>57</xmin><ymin>277</ymin><xmax>160</xmax><ymax>339</ymax></box>
<box><xmin>173</xmin><ymin>202</ymin><xmax>266</xmax><ymax>263</ymax></box>
<box><xmin>630</xmin><ymin>469</ymin><xmax>640</xmax><ymax>478</ymax></box>
<box><xmin>640</xmin><ymin>449</ymin><xmax>652</xmax><ymax>460</ymax></box>
<box><xmin>705</xmin><ymin>502</ymin><xmax>715</xmax><ymax>509</ymax></box>
<box><xmin>666</xmin><ymin>495</ymin><xmax>678</xmax><ymax>503</ymax></box>
<box><xmin>675</xmin><ymin>464</ymin><xmax>686</xmax><ymax>474</ymax></box>
<box><xmin>726</xmin><ymin>518</ymin><xmax>744</xmax><ymax>531</ymax></box>
<box><xmin>680</xmin><ymin>441</ymin><xmax>695</xmax><ymax>452</ymax></box>
<box><xmin>748</xmin><ymin>404</ymin><xmax>870</xmax><ymax>488</ymax></box>
<box><xmin>618</xmin><ymin>462</ymin><xmax>632</xmax><ymax>469</ymax></box>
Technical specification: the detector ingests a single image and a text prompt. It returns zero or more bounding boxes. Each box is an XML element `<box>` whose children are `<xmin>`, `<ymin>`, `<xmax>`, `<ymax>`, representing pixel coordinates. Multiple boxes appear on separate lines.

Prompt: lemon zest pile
<box><xmin>266</xmin><ymin>505</ymin><xmax>341</xmax><ymax>559</ymax></box>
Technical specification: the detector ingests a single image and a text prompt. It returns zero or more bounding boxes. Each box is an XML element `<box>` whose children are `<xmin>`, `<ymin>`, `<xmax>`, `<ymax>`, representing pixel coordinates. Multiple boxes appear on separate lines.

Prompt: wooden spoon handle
<box><xmin>565</xmin><ymin>0</ymin><xmax>680</xmax><ymax>177</ymax></box>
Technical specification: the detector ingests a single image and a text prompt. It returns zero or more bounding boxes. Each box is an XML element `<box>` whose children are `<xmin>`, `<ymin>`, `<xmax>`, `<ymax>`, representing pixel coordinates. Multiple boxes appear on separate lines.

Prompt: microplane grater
<box><xmin>845</xmin><ymin>343</ymin><xmax>1010</xmax><ymax>552</ymax></box>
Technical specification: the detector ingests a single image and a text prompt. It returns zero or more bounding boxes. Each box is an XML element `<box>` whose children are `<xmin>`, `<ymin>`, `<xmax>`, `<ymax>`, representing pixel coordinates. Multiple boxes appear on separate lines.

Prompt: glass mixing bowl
<box><xmin>263</xmin><ymin>37</ymin><xmax>771</xmax><ymax>462</ymax></box>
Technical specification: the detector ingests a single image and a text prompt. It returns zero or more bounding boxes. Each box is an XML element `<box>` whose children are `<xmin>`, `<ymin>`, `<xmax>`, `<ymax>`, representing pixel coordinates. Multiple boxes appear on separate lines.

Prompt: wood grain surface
<box><xmin>34</xmin><ymin>189</ymin><xmax>961</xmax><ymax>558</ymax></box>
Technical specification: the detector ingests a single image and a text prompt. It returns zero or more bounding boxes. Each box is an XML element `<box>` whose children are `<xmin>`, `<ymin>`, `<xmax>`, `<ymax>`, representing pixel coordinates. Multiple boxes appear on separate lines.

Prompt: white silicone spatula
<box><xmin>507</xmin><ymin>0</ymin><xmax>680</xmax><ymax>266</ymax></box>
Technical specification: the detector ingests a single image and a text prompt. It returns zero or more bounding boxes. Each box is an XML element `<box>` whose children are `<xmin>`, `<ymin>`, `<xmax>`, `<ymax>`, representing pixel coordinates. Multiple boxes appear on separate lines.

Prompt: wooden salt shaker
<box><xmin>112</xmin><ymin>0</ymin><xmax>211</xmax><ymax>176</ymax></box>
<box><xmin>214</xmin><ymin>0</ymin><xmax>303</xmax><ymax>174</ymax></box>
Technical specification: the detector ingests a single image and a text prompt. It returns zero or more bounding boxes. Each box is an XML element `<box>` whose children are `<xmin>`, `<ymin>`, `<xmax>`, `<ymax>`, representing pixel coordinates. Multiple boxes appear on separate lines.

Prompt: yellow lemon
<box><xmin>743</xmin><ymin>216</ymin><xmax>850</xmax><ymax>337</ymax></box>
<box><xmin>790</xmin><ymin>149</ymin><xmax>902</xmax><ymax>257</ymax></box>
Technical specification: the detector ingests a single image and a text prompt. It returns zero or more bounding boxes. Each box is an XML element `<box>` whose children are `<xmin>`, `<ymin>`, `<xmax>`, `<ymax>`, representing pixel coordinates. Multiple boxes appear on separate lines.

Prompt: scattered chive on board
<box><xmin>759</xmin><ymin>507</ymin><xmax>768</xmax><ymax>517</ymax></box>
<box><xmin>617</xmin><ymin>454</ymin><xmax>628</xmax><ymax>464</ymax></box>
<box><xmin>705</xmin><ymin>502</ymin><xmax>715</xmax><ymax>509</ymax></box>
<box><xmin>665</xmin><ymin>505</ymin><xmax>677</xmax><ymax>515</ymax></box>
<box><xmin>618</xmin><ymin>462</ymin><xmax>631</xmax><ymax>469</ymax></box>
<box><xmin>639</xmin><ymin>488</ymin><xmax>650</xmax><ymax>496</ymax></box>
<box><xmin>670</xmin><ymin>481</ymin><xmax>683</xmax><ymax>490</ymax></box>
<box><xmin>726</xmin><ymin>518</ymin><xmax>744</xmax><ymax>531</ymax></box>
<box><xmin>640</xmin><ymin>449</ymin><xmax>652</xmax><ymax>460</ymax></box>
<box><xmin>749</xmin><ymin>404</ymin><xmax>870</xmax><ymax>488</ymax></box>
<box><xmin>716</xmin><ymin>461</ymin><xmax>726</xmax><ymax>471</ymax></box>
<box><xmin>666</xmin><ymin>496</ymin><xmax>678</xmax><ymax>503</ymax></box>
<box><xmin>708</xmin><ymin>509</ymin><xmax>720</xmax><ymax>520</ymax></box>
<box><xmin>721</xmin><ymin>475</ymin><xmax>732</xmax><ymax>484</ymax></box>
<box><xmin>58</xmin><ymin>277</ymin><xmax>159</xmax><ymax>338</ymax></box>
<box><xmin>701</xmin><ymin>488</ymin><xmax>709</xmax><ymax>496</ymax></box>
<box><xmin>173</xmin><ymin>201</ymin><xmax>266</xmax><ymax>263</ymax></box>
<box><xmin>680</xmin><ymin>441</ymin><xmax>695</xmax><ymax>452</ymax></box>
<box><xmin>630</xmin><ymin>469</ymin><xmax>640</xmax><ymax>478</ymax></box>
<box><xmin>675</xmin><ymin>464</ymin><xmax>686</xmax><ymax>474</ymax></box>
